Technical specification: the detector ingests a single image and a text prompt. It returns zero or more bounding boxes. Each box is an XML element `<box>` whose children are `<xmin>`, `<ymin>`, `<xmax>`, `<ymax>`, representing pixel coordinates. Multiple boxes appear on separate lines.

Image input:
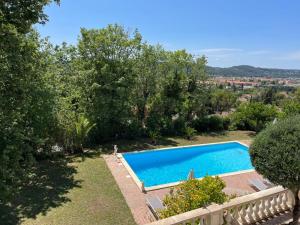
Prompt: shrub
<box><xmin>222</xmin><ymin>116</ymin><xmax>231</xmax><ymax>130</ymax></box>
<box><xmin>184</xmin><ymin>127</ymin><xmax>197</xmax><ymax>140</ymax></box>
<box><xmin>230</xmin><ymin>102</ymin><xmax>278</xmax><ymax>132</ymax></box>
<box><xmin>280</xmin><ymin>99</ymin><xmax>300</xmax><ymax>118</ymax></box>
<box><xmin>148</xmin><ymin>130</ymin><xmax>161</xmax><ymax>144</ymax></box>
<box><xmin>159</xmin><ymin>176</ymin><xmax>228</xmax><ymax>218</ymax></box>
<box><xmin>250</xmin><ymin>115</ymin><xmax>300</xmax><ymax>224</ymax></box>
<box><xmin>192</xmin><ymin>115</ymin><xmax>228</xmax><ymax>132</ymax></box>
<box><xmin>66</xmin><ymin>115</ymin><xmax>96</xmax><ymax>153</ymax></box>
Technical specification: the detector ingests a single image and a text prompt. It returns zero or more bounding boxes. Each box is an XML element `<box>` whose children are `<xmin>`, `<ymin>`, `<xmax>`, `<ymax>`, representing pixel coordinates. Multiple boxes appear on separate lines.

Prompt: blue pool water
<box><xmin>123</xmin><ymin>142</ymin><xmax>253</xmax><ymax>187</ymax></box>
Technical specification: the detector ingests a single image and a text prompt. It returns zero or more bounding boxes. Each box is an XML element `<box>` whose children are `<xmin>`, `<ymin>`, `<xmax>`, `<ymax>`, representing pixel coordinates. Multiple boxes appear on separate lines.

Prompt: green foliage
<box><xmin>280</xmin><ymin>99</ymin><xmax>300</xmax><ymax>117</ymax></box>
<box><xmin>250</xmin><ymin>115</ymin><xmax>300</xmax><ymax>223</ymax></box>
<box><xmin>0</xmin><ymin>0</ymin><xmax>60</xmax><ymax>33</ymax></box>
<box><xmin>147</xmin><ymin>52</ymin><xmax>209</xmax><ymax>135</ymax></box>
<box><xmin>0</xmin><ymin>0</ymin><xmax>59</xmax><ymax>200</ymax></box>
<box><xmin>184</xmin><ymin>127</ymin><xmax>197</xmax><ymax>140</ymax></box>
<box><xmin>77</xmin><ymin>29</ymin><xmax>209</xmax><ymax>138</ymax></box>
<box><xmin>78</xmin><ymin>24</ymin><xmax>142</xmax><ymax>140</ymax></box>
<box><xmin>231</xmin><ymin>102</ymin><xmax>278</xmax><ymax>132</ymax></box>
<box><xmin>193</xmin><ymin>115</ymin><xmax>229</xmax><ymax>132</ymax></box>
<box><xmin>159</xmin><ymin>176</ymin><xmax>228</xmax><ymax>218</ymax></box>
<box><xmin>148</xmin><ymin>130</ymin><xmax>161</xmax><ymax>144</ymax></box>
<box><xmin>211</xmin><ymin>89</ymin><xmax>237</xmax><ymax>114</ymax></box>
<box><xmin>294</xmin><ymin>88</ymin><xmax>300</xmax><ymax>102</ymax></box>
<box><xmin>256</xmin><ymin>87</ymin><xmax>286</xmax><ymax>105</ymax></box>
<box><xmin>46</xmin><ymin>43</ymin><xmax>84</xmax><ymax>148</ymax></box>
<box><xmin>71</xmin><ymin>115</ymin><xmax>96</xmax><ymax>152</ymax></box>
<box><xmin>132</xmin><ymin>44</ymin><xmax>167</xmax><ymax>131</ymax></box>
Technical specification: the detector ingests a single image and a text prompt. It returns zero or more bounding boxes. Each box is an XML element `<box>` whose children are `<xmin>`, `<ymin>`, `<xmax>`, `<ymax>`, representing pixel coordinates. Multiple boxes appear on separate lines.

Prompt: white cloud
<box><xmin>274</xmin><ymin>51</ymin><xmax>300</xmax><ymax>61</ymax></box>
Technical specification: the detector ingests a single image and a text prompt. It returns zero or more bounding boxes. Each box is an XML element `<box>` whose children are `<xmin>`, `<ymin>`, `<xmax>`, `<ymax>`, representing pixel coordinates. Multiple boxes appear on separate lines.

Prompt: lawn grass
<box><xmin>0</xmin><ymin>130</ymin><xmax>254</xmax><ymax>225</ymax></box>
<box><xmin>0</xmin><ymin>154</ymin><xmax>136</xmax><ymax>225</ymax></box>
<box><xmin>98</xmin><ymin>130</ymin><xmax>255</xmax><ymax>153</ymax></box>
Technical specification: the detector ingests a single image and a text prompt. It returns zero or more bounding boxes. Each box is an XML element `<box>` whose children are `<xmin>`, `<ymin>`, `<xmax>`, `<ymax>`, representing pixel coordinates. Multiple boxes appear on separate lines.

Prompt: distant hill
<box><xmin>207</xmin><ymin>65</ymin><xmax>300</xmax><ymax>78</ymax></box>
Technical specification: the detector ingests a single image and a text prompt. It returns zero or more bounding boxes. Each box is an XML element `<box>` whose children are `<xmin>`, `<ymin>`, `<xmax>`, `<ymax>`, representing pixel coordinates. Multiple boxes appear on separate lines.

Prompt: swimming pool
<box><xmin>122</xmin><ymin>141</ymin><xmax>254</xmax><ymax>190</ymax></box>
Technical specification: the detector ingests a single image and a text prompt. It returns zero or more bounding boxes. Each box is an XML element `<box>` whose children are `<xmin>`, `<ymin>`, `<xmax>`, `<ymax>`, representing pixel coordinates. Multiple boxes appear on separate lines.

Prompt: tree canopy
<box><xmin>0</xmin><ymin>0</ymin><xmax>59</xmax><ymax>200</ymax></box>
<box><xmin>231</xmin><ymin>102</ymin><xmax>278</xmax><ymax>132</ymax></box>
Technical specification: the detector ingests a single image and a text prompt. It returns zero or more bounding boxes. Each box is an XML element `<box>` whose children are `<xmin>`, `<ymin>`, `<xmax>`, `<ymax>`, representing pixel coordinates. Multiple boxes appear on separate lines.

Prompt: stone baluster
<box><xmin>223</xmin><ymin>208</ymin><xmax>232</xmax><ymax>224</ymax></box>
<box><xmin>144</xmin><ymin>187</ymin><xmax>292</xmax><ymax>225</ymax></box>
<box><xmin>253</xmin><ymin>200</ymin><xmax>261</xmax><ymax>221</ymax></box>
<box><xmin>270</xmin><ymin>196</ymin><xmax>276</xmax><ymax>214</ymax></box>
<box><xmin>240</xmin><ymin>205</ymin><xmax>248</xmax><ymax>224</ymax></box>
<box><xmin>281</xmin><ymin>191</ymin><xmax>289</xmax><ymax>210</ymax></box>
<box><xmin>232</xmin><ymin>206</ymin><xmax>240</xmax><ymax>224</ymax></box>
<box><xmin>265</xmin><ymin>197</ymin><xmax>272</xmax><ymax>216</ymax></box>
<box><xmin>209</xmin><ymin>210</ymin><xmax>224</xmax><ymax>225</ymax></box>
<box><xmin>247</xmin><ymin>203</ymin><xmax>255</xmax><ymax>224</ymax></box>
<box><xmin>259</xmin><ymin>198</ymin><xmax>266</xmax><ymax>219</ymax></box>
<box><xmin>277</xmin><ymin>193</ymin><xmax>283</xmax><ymax>211</ymax></box>
<box><xmin>199</xmin><ymin>217</ymin><xmax>206</xmax><ymax>225</ymax></box>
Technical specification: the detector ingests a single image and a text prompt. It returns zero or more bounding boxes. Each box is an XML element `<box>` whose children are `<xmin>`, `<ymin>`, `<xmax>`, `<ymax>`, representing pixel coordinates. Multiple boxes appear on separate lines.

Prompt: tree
<box><xmin>186</xmin><ymin>56</ymin><xmax>209</xmax><ymax>120</ymax></box>
<box><xmin>159</xmin><ymin>176</ymin><xmax>228</xmax><ymax>218</ymax></box>
<box><xmin>294</xmin><ymin>88</ymin><xmax>300</xmax><ymax>102</ymax></box>
<box><xmin>281</xmin><ymin>99</ymin><xmax>300</xmax><ymax>118</ymax></box>
<box><xmin>0</xmin><ymin>0</ymin><xmax>59</xmax><ymax>200</ymax></box>
<box><xmin>78</xmin><ymin>24</ymin><xmax>142</xmax><ymax>140</ymax></box>
<box><xmin>259</xmin><ymin>87</ymin><xmax>277</xmax><ymax>104</ymax></box>
<box><xmin>250</xmin><ymin>115</ymin><xmax>300</xmax><ymax>224</ymax></box>
<box><xmin>231</xmin><ymin>102</ymin><xmax>278</xmax><ymax>132</ymax></box>
<box><xmin>148</xmin><ymin>51</ymin><xmax>209</xmax><ymax>135</ymax></box>
<box><xmin>132</xmin><ymin>44</ymin><xmax>166</xmax><ymax>130</ymax></box>
<box><xmin>47</xmin><ymin>42</ymin><xmax>84</xmax><ymax>149</ymax></box>
<box><xmin>211</xmin><ymin>89</ymin><xmax>237</xmax><ymax>114</ymax></box>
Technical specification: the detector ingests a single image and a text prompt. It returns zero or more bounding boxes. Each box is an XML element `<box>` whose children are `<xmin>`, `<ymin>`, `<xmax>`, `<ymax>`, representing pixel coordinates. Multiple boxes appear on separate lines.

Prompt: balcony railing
<box><xmin>146</xmin><ymin>186</ymin><xmax>294</xmax><ymax>225</ymax></box>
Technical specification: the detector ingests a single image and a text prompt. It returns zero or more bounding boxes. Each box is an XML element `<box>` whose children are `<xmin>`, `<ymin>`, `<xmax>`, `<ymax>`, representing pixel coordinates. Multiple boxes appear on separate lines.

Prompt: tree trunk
<box><xmin>291</xmin><ymin>189</ymin><xmax>300</xmax><ymax>225</ymax></box>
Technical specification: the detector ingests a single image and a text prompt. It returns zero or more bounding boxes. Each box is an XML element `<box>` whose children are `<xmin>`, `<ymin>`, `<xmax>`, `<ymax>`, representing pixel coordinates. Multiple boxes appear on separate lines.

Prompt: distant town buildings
<box><xmin>210</xmin><ymin>76</ymin><xmax>300</xmax><ymax>89</ymax></box>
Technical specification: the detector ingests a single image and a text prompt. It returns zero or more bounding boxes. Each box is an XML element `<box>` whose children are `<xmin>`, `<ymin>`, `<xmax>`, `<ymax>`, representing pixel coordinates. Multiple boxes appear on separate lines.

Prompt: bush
<box><xmin>192</xmin><ymin>115</ymin><xmax>229</xmax><ymax>132</ymax></box>
<box><xmin>65</xmin><ymin>115</ymin><xmax>96</xmax><ymax>153</ymax></box>
<box><xmin>230</xmin><ymin>102</ymin><xmax>278</xmax><ymax>132</ymax></box>
<box><xmin>148</xmin><ymin>130</ymin><xmax>161</xmax><ymax>144</ymax></box>
<box><xmin>184</xmin><ymin>127</ymin><xmax>197</xmax><ymax>140</ymax></box>
<box><xmin>250</xmin><ymin>115</ymin><xmax>300</xmax><ymax>223</ymax></box>
<box><xmin>280</xmin><ymin>99</ymin><xmax>300</xmax><ymax>118</ymax></box>
<box><xmin>159</xmin><ymin>176</ymin><xmax>228</xmax><ymax>218</ymax></box>
<box><xmin>222</xmin><ymin>116</ymin><xmax>231</xmax><ymax>130</ymax></box>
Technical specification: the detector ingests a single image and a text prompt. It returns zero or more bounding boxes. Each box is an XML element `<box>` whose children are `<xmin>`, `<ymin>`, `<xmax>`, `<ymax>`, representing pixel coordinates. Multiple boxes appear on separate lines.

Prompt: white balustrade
<box><xmin>146</xmin><ymin>186</ymin><xmax>294</xmax><ymax>225</ymax></box>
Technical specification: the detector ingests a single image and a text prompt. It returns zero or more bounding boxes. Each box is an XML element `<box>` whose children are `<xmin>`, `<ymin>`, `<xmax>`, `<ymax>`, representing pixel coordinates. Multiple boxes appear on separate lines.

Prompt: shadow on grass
<box><xmin>98</xmin><ymin>137</ymin><xmax>179</xmax><ymax>154</ymax></box>
<box><xmin>0</xmin><ymin>158</ymin><xmax>82</xmax><ymax>225</ymax></box>
<box><xmin>199</xmin><ymin>130</ymin><xmax>256</xmax><ymax>138</ymax></box>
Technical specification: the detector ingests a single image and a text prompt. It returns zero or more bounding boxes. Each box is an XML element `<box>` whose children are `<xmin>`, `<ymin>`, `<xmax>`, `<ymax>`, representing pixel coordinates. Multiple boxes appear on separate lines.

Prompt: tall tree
<box><xmin>148</xmin><ymin>50</ymin><xmax>209</xmax><ymax>134</ymax></box>
<box><xmin>78</xmin><ymin>24</ymin><xmax>142</xmax><ymax>140</ymax></box>
<box><xmin>133</xmin><ymin>44</ymin><xmax>166</xmax><ymax>130</ymax></box>
<box><xmin>186</xmin><ymin>56</ymin><xmax>209</xmax><ymax>120</ymax></box>
<box><xmin>0</xmin><ymin>0</ymin><xmax>59</xmax><ymax>200</ymax></box>
<box><xmin>211</xmin><ymin>89</ymin><xmax>237</xmax><ymax>114</ymax></box>
<box><xmin>46</xmin><ymin>43</ymin><xmax>83</xmax><ymax>149</ymax></box>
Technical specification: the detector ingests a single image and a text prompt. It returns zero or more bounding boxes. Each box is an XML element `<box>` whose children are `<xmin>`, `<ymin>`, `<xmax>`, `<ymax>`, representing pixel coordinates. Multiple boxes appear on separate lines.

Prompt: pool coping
<box><xmin>118</xmin><ymin>140</ymin><xmax>255</xmax><ymax>192</ymax></box>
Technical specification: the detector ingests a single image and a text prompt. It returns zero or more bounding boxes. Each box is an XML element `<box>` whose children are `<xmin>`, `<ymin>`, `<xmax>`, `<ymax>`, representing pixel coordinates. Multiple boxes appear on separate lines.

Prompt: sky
<box><xmin>37</xmin><ymin>0</ymin><xmax>300</xmax><ymax>69</ymax></box>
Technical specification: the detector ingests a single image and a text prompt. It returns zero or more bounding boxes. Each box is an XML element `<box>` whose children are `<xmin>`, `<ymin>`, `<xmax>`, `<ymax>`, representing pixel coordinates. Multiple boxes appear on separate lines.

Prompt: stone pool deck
<box><xmin>103</xmin><ymin>140</ymin><xmax>270</xmax><ymax>225</ymax></box>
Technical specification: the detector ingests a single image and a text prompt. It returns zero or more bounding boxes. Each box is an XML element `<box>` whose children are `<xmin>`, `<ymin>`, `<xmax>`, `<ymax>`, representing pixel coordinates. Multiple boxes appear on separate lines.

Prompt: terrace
<box><xmin>105</xmin><ymin>139</ymin><xmax>296</xmax><ymax>225</ymax></box>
